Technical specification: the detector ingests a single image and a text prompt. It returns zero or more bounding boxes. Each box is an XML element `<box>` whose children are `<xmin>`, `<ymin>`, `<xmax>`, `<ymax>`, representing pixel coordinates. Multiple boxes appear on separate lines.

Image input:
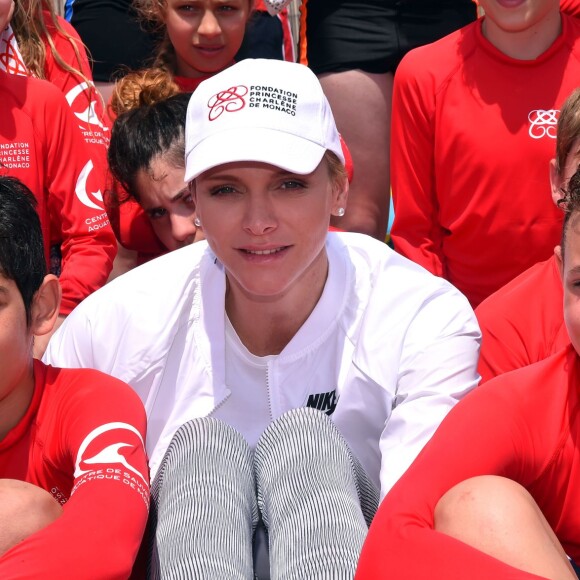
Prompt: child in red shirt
<box><xmin>0</xmin><ymin>175</ymin><xmax>149</xmax><ymax>577</ymax></box>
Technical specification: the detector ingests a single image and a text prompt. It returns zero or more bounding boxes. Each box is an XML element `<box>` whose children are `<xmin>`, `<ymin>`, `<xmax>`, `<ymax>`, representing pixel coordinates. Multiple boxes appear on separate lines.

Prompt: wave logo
<box><xmin>207</xmin><ymin>85</ymin><xmax>248</xmax><ymax>121</ymax></box>
<box><xmin>75</xmin><ymin>160</ymin><xmax>104</xmax><ymax>211</ymax></box>
<box><xmin>65</xmin><ymin>82</ymin><xmax>108</xmax><ymax>131</ymax></box>
<box><xmin>528</xmin><ymin>109</ymin><xmax>558</xmax><ymax>139</ymax></box>
<box><xmin>74</xmin><ymin>422</ymin><xmax>148</xmax><ymax>485</ymax></box>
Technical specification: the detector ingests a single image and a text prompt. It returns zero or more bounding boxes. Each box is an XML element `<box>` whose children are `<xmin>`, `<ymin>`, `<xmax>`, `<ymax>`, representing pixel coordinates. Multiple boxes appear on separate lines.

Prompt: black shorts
<box><xmin>303</xmin><ymin>0</ymin><xmax>477</xmax><ymax>75</ymax></box>
<box><xmin>68</xmin><ymin>0</ymin><xmax>160</xmax><ymax>82</ymax></box>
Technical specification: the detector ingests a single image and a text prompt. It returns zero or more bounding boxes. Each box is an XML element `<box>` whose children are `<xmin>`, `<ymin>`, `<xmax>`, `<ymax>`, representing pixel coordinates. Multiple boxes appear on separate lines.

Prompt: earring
<box><xmin>194</xmin><ymin>217</ymin><xmax>202</xmax><ymax>227</ymax></box>
<box><xmin>336</xmin><ymin>208</ymin><xmax>345</xmax><ymax>217</ymax></box>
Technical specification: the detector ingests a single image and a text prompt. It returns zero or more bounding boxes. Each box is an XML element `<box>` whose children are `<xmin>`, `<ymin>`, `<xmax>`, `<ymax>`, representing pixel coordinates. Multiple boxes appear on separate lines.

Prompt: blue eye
<box><xmin>210</xmin><ymin>185</ymin><xmax>238</xmax><ymax>196</ymax></box>
<box><xmin>281</xmin><ymin>180</ymin><xmax>306</xmax><ymax>190</ymax></box>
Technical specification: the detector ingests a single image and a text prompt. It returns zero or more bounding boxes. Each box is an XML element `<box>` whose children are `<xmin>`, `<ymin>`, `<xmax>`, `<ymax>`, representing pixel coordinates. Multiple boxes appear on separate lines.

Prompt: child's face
<box><xmin>0</xmin><ymin>0</ymin><xmax>14</xmax><ymax>30</ymax></box>
<box><xmin>135</xmin><ymin>156</ymin><xmax>204</xmax><ymax>250</ymax></box>
<box><xmin>163</xmin><ymin>0</ymin><xmax>251</xmax><ymax>78</ymax></box>
<box><xmin>478</xmin><ymin>0</ymin><xmax>559</xmax><ymax>35</ymax></box>
<box><xmin>0</xmin><ymin>273</ymin><xmax>34</xmax><ymax>404</ymax></box>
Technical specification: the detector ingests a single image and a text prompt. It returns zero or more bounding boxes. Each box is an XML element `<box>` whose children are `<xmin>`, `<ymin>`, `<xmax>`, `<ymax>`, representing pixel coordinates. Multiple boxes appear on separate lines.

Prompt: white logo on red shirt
<box><xmin>75</xmin><ymin>160</ymin><xmax>104</xmax><ymax>211</ymax></box>
<box><xmin>74</xmin><ymin>422</ymin><xmax>148</xmax><ymax>485</ymax></box>
<box><xmin>528</xmin><ymin>109</ymin><xmax>558</xmax><ymax>139</ymax></box>
<box><xmin>65</xmin><ymin>82</ymin><xmax>108</xmax><ymax>131</ymax></box>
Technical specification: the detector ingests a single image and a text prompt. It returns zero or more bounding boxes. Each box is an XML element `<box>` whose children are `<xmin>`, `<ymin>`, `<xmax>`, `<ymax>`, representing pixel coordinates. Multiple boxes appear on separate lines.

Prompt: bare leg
<box><xmin>319</xmin><ymin>70</ymin><xmax>393</xmax><ymax>241</ymax></box>
<box><xmin>434</xmin><ymin>475</ymin><xmax>577</xmax><ymax>580</ymax></box>
<box><xmin>0</xmin><ymin>479</ymin><xmax>62</xmax><ymax>556</ymax></box>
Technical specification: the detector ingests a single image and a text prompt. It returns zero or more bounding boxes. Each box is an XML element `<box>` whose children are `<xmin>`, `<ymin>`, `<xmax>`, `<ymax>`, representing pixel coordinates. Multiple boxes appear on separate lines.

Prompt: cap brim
<box><xmin>184</xmin><ymin>127</ymin><xmax>329</xmax><ymax>182</ymax></box>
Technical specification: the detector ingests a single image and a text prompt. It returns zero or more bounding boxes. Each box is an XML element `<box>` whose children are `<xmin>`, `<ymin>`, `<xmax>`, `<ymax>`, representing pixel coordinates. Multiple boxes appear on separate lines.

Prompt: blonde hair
<box><xmin>324</xmin><ymin>151</ymin><xmax>348</xmax><ymax>191</ymax></box>
<box><xmin>11</xmin><ymin>0</ymin><xmax>92</xmax><ymax>87</ymax></box>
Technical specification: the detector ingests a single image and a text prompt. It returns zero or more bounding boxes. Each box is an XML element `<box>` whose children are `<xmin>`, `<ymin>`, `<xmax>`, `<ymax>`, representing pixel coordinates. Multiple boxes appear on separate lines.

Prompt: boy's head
<box><xmin>0</xmin><ymin>177</ymin><xmax>46</xmax><ymax>325</ymax></box>
<box><xmin>0</xmin><ymin>176</ymin><xmax>60</xmax><ymax>342</ymax></box>
<box><xmin>0</xmin><ymin>176</ymin><xmax>61</xmax><ymax>425</ymax></box>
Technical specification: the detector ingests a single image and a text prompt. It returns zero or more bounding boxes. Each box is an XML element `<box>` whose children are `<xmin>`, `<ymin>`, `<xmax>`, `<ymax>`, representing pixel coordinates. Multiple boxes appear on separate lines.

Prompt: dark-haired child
<box><xmin>0</xmin><ymin>176</ymin><xmax>148</xmax><ymax>577</ymax></box>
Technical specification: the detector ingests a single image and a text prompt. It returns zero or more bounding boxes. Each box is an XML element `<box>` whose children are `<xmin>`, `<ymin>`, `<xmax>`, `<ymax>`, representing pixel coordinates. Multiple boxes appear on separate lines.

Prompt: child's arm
<box><xmin>389</xmin><ymin>51</ymin><xmax>446</xmax><ymax>277</ymax></box>
<box><xmin>357</xmin><ymin>355</ymin><xmax>566</xmax><ymax>580</ymax></box>
<box><xmin>40</xmin><ymin>81</ymin><xmax>117</xmax><ymax>315</ymax></box>
<box><xmin>0</xmin><ymin>369</ymin><xmax>149</xmax><ymax>579</ymax></box>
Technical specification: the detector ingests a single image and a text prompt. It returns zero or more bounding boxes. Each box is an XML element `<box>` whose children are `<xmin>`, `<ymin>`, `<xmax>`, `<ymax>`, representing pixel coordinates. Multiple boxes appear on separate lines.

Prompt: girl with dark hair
<box><xmin>108</xmin><ymin>91</ymin><xmax>204</xmax><ymax>264</ymax></box>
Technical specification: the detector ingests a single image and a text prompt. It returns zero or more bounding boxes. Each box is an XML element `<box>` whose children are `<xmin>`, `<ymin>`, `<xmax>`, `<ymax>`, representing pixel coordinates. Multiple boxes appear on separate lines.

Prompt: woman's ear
<box><xmin>30</xmin><ymin>275</ymin><xmax>61</xmax><ymax>337</ymax></box>
<box><xmin>331</xmin><ymin>177</ymin><xmax>349</xmax><ymax>217</ymax></box>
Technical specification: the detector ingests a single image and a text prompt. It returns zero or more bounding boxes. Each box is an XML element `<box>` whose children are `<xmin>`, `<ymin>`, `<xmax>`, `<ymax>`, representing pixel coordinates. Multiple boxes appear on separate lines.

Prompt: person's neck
<box><xmin>225</xmin><ymin>258</ymin><xmax>329</xmax><ymax>357</ymax></box>
<box><xmin>482</xmin><ymin>10</ymin><xmax>562</xmax><ymax>60</ymax></box>
<box><xmin>0</xmin><ymin>364</ymin><xmax>35</xmax><ymax>442</ymax></box>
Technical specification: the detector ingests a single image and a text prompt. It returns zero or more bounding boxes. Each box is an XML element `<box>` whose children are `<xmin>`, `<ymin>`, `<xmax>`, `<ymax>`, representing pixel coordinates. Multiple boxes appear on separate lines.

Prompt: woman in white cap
<box><xmin>44</xmin><ymin>58</ymin><xmax>480</xmax><ymax>578</ymax></box>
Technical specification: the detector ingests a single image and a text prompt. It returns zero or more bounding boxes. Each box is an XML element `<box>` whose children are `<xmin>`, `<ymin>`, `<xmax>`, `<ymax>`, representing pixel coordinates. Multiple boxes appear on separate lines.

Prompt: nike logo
<box><xmin>306</xmin><ymin>389</ymin><xmax>337</xmax><ymax>415</ymax></box>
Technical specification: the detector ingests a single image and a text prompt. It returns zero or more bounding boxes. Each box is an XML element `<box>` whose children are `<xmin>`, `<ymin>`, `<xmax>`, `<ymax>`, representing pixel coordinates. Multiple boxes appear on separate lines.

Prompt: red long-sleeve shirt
<box><xmin>476</xmin><ymin>255</ymin><xmax>568</xmax><ymax>383</ymax></box>
<box><xmin>561</xmin><ymin>0</ymin><xmax>580</xmax><ymax>17</ymax></box>
<box><xmin>0</xmin><ymin>70</ymin><xmax>116</xmax><ymax>314</ymax></box>
<box><xmin>0</xmin><ymin>361</ymin><xmax>149</xmax><ymax>578</ymax></box>
<box><xmin>43</xmin><ymin>12</ymin><xmax>111</xmax><ymax>161</ymax></box>
<box><xmin>390</xmin><ymin>14</ymin><xmax>580</xmax><ymax>307</ymax></box>
<box><xmin>357</xmin><ymin>345</ymin><xmax>580</xmax><ymax>579</ymax></box>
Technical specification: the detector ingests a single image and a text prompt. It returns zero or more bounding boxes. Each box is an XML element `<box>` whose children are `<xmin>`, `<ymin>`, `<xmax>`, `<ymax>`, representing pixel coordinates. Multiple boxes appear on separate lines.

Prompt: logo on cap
<box><xmin>207</xmin><ymin>85</ymin><xmax>248</xmax><ymax>121</ymax></box>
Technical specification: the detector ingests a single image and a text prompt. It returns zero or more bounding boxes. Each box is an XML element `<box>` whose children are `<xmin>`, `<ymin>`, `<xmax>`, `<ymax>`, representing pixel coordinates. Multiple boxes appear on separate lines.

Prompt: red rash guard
<box><xmin>42</xmin><ymin>12</ymin><xmax>111</xmax><ymax>160</ymax></box>
<box><xmin>561</xmin><ymin>0</ymin><xmax>580</xmax><ymax>17</ymax></box>
<box><xmin>357</xmin><ymin>345</ymin><xmax>580</xmax><ymax>579</ymax></box>
<box><xmin>390</xmin><ymin>14</ymin><xmax>580</xmax><ymax>307</ymax></box>
<box><xmin>0</xmin><ymin>360</ymin><xmax>149</xmax><ymax>578</ymax></box>
<box><xmin>476</xmin><ymin>255</ymin><xmax>568</xmax><ymax>383</ymax></box>
<box><xmin>0</xmin><ymin>70</ymin><xmax>116</xmax><ymax>314</ymax></box>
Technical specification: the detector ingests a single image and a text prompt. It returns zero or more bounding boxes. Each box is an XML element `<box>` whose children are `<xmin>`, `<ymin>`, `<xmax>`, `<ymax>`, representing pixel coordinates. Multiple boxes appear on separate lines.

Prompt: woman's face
<box><xmin>192</xmin><ymin>159</ymin><xmax>348</xmax><ymax>304</ymax></box>
<box><xmin>163</xmin><ymin>0</ymin><xmax>251</xmax><ymax>78</ymax></box>
<box><xmin>135</xmin><ymin>156</ymin><xmax>204</xmax><ymax>251</ymax></box>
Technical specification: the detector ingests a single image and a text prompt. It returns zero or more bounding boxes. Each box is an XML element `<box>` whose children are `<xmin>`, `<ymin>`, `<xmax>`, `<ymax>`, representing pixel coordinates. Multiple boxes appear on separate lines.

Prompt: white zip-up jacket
<box><xmin>45</xmin><ymin>233</ymin><xmax>481</xmax><ymax>497</ymax></box>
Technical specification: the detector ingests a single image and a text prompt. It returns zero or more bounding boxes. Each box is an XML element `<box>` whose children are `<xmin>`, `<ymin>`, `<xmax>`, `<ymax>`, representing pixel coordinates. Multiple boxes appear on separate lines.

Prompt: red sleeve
<box><xmin>561</xmin><ymin>0</ymin><xmax>580</xmax><ymax>17</ymax></box>
<box><xmin>476</xmin><ymin>294</ymin><xmax>535</xmax><ymax>384</ymax></box>
<box><xmin>0</xmin><ymin>365</ymin><xmax>149</xmax><ymax>579</ymax></box>
<box><xmin>356</xmin><ymin>361</ymin><xmax>563</xmax><ymax>580</ymax></box>
<box><xmin>475</xmin><ymin>258</ymin><xmax>567</xmax><ymax>383</ymax></box>
<box><xmin>389</xmin><ymin>51</ymin><xmax>445</xmax><ymax>277</ymax></box>
<box><xmin>40</xmin><ymin>83</ymin><xmax>116</xmax><ymax>314</ymax></box>
<box><xmin>43</xmin><ymin>12</ymin><xmax>111</xmax><ymax>162</ymax></box>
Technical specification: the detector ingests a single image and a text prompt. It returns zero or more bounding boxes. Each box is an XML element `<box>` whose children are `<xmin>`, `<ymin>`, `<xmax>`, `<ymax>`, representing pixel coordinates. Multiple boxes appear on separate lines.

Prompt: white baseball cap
<box><xmin>184</xmin><ymin>58</ymin><xmax>345</xmax><ymax>182</ymax></box>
